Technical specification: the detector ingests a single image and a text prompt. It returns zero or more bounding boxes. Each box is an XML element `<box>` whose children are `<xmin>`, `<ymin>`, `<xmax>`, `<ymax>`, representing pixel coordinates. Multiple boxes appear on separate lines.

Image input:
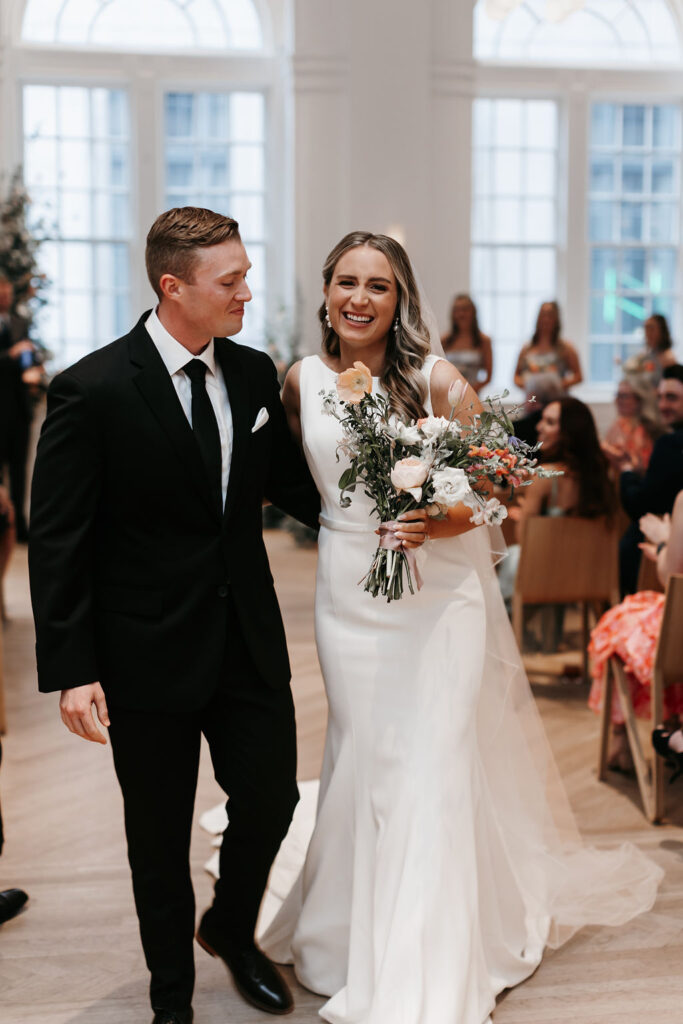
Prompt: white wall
<box><xmin>291</xmin><ymin>0</ymin><xmax>476</xmax><ymax>352</ymax></box>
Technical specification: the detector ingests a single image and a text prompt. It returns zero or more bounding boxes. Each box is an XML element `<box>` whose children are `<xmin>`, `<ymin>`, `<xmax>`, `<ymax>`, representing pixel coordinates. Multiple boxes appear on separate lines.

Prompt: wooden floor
<box><xmin>2</xmin><ymin>533</ymin><xmax>683</xmax><ymax>1024</ymax></box>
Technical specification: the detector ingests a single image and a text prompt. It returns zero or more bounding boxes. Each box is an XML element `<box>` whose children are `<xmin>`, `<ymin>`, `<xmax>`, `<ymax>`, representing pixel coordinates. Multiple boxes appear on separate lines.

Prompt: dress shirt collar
<box><xmin>145</xmin><ymin>307</ymin><xmax>217</xmax><ymax>379</ymax></box>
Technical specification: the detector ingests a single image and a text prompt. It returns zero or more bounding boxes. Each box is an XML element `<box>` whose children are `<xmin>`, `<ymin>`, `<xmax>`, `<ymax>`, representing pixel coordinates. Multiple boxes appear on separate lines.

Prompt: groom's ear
<box><xmin>159</xmin><ymin>273</ymin><xmax>184</xmax><ymax>301</ymax></box>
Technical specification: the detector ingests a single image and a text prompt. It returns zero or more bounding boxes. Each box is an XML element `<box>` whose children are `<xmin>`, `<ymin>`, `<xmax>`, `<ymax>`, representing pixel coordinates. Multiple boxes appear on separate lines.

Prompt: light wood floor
<box><xmin>2</xmin><ymin>534</ymin><xmax>683</xmax><ymax>1024</ymax></box>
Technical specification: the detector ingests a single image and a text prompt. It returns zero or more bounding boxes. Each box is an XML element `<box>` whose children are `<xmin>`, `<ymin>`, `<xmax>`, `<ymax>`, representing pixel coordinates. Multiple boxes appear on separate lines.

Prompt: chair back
<box><xmin>636</xmin><ymin>551</ymin><xmax>665</xmax><ymax>593</ymax></box>
<box><xmin>515</xmin><ymin>515</ymin><xmax>619</xmax><ymax>605</ymax></box>
<box><xmin>654</xmin><ymin>573</ymin><xmax>683</xmax><ymax>688</ymax></box>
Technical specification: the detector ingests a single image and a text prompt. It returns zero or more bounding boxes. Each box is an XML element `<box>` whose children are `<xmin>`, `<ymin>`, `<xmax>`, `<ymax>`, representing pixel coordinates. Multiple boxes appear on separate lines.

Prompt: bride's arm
<box><xmin>397</xmin><ymin>360</ymin><xmax>491</xmax><ymax>547</ymax></box>
<box><xmin>281</xmin><ymin>361</ymin><xmax>303</xmax><ymax>447</ymax></box>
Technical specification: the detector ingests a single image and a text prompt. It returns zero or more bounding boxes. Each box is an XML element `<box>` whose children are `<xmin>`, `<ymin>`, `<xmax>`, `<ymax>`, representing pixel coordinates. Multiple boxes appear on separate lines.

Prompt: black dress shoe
<box><xmin>0</xmin><ymin>889</ymin><xmax>28</xmax><ymax>924</ymax></box>
<box><xmin>196</xmin><ymin>913</ymin><xmax>293</xmax><ymax>1016</ymax></box>
<box><xmin>151</xmin><ymin>1010</ymin><xmax>193</xmax><ymax>1024</ymax></box>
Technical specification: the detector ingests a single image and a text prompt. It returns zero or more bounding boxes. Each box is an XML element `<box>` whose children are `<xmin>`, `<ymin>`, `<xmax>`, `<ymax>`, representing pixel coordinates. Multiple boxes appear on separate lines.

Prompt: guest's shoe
<box><xmin>0</xmin><ymin>889</ymin><xmax>28</xmax><ymax>924</ymax></box>
<box><xmin>196</xmin><ymin>913</ymin><xmax>293</xmax><ymax>1015</ymax></box>
<box><xmin>151</xmin><ymin>1009</ymin><xmax>193</xmax><ymax>1024</ymax></box>
<box><xmin>652</xmin><ymin>727</ymin><xmax>683</xmax><ymax>783</ymax></box>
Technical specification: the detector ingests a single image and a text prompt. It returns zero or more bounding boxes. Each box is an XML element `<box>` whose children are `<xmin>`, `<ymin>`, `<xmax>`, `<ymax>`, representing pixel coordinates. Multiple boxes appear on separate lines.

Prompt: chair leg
<box><xmin>582</xmin><ymin>602</ymin><xmax>590</xmax><ymax>682</ymax></box>
<box><xmin>613</xmin><ymin>659</ymin><xmax>654</xmax><ymax>819</ymax></box>
<box><xmin>512</xmin><ymin>595</ymin><xmax>523</xmax><ymax>650</ymax></box>
<box><xmin>598</xmin><ymin>658</ymin><xmax>614</xmax><ymax>781</ymax></box>
<box><xmin>652</xmin><ymin>669</ymin><xmax>665</xmax><ymax>824</ymax></box>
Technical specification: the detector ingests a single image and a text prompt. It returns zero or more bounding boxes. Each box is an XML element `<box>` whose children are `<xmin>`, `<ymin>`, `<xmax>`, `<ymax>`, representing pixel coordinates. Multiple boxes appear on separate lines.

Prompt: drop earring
<box><xmin>325</xmin><ymin>307</ymin><xmax>332</xmax><ymax>329</ymax></box>
<box><xmin>393</xmin><ymin>316</ymin><xmax>400</xmax><ymax>333</ymax></box>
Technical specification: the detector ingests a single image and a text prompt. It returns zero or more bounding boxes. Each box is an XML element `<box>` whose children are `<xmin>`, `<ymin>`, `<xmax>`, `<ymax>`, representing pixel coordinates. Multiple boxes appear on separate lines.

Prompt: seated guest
<box><xmin>513</xmin><ymin>301</ymin><xmax>583</xmax><ymax>394</ymax></box>
<box><xmin>440</xmin><ymin>293</ymin><xmax>492</xmax><ymax>393</ymax></box>
<box><xmin>589</xmin><ymin>491</ymin><xmax>683</xmax><ymax>773</ymax></box>
<box><xmin>512</xmin><ymin>371</ymin><xmax>564</xmax><ymax>449</ymax></box>
<box><xmin>615</xmin><ymin>365</ymin><xmax>683</xmax><ymax>596</ymax></box>
<box><xmin>623</xmin><ymin>313</ymin><xmax>677</xmax><ymax>387</ymax></box>
<box><xmin>0</xmin><ymin>735</ymin><xmax>29</xmax><ymax>924</ymax></box>
<box><xmin>498</xmin><ymin>397</ymin><xmax>616</xmax><ymax>639</ymax></box>
<box><xmin>602</xmin><ymin>376</ymin><xmax>660</xmax><ymax>476</ymax></box>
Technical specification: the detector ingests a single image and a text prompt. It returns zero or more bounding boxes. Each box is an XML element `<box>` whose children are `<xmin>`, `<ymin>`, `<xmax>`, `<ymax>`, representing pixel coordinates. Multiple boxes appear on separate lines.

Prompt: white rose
<box><xmin>431</xmin><ymin>467</ymin><xmax>473</xmax><ymax>508</ymax></box>
<box><xmin>390</xmin><ymin>456</ymin><xmax>431</xmax><ymax>502</ymax></box>
<box><xmin>418</xmin><ymin>415</ymin><xmax>453</xmax><ymax>441</ymax></box>
<box><xmin>386</xmin><ymin>417</ymin><xmax>423</xmax><ymax>446</ymax></box>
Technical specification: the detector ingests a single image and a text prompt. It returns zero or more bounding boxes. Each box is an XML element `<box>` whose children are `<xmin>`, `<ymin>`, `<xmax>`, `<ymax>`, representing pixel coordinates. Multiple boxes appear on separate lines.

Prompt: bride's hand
<box><xmin>395</xmin><ymin>509</ymin><xmax>430</xmax><ymax>549</ymax></box>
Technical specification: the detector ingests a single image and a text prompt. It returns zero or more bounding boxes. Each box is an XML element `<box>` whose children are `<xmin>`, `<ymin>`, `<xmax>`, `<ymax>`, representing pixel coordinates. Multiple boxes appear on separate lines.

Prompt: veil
<box><xmin>415</xmin><ymin>273</ymin><xmax>509</xmax><ymax>564</ymax></box>
<box><xmin>413</xmin><ymin>270</ymin><xmax>662</xmax><ymax>945</ymax></box>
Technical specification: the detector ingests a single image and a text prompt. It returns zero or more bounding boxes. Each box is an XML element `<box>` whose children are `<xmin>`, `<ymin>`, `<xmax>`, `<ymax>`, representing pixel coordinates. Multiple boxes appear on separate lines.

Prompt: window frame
<box><xmin>471</xmin><ymin>61</ymin><xmax>683</xmax><ymax>398</ymax></box>
<box><xmin>6</xmin><ymin>4</ymin><xmax>289</xmax><ymax>368</ymax></box>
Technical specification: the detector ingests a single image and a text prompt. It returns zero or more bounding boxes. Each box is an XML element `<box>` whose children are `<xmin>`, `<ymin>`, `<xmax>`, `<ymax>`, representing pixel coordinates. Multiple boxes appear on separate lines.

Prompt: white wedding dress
<box><xmin>260</xmin><ymin>354</ymin><xmax>662</xmax><ymax>1024</ymax></box>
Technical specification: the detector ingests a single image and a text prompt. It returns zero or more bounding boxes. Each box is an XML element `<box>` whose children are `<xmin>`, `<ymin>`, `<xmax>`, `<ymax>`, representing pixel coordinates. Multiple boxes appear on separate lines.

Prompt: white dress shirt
<box><xmin>145</xmin><ymin>308</ymin><xmax>233</xmax><ymax>507</ymax></box>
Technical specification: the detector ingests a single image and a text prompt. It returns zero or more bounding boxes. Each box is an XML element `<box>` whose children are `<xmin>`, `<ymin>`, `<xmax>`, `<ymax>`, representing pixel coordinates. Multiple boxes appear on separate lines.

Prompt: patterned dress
<box><xmin>588</xmin><ymin>591</ymin><xmax>683</xmax><ymax>724</ymax></box>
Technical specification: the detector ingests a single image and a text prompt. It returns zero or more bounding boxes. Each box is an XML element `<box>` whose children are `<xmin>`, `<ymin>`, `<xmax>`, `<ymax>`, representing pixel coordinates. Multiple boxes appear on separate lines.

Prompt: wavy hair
<box><xmin>444</xmin><ymin>293</ymin><xmax>483</xmax><ymax>350</ymax></box>
<box><xmin>319</xmin><ymin>231</ymin><xmax>431</xmax><ymax>422</ymax></box>
<box><xmin>553</xmin><ymin>397</ymin><xmax>616</xmax><ymax>521</ymax></box>
<box><xmin>531</xmin><ymin>300</ymin><xmax>561</xmax><ymax>349</ymax></box>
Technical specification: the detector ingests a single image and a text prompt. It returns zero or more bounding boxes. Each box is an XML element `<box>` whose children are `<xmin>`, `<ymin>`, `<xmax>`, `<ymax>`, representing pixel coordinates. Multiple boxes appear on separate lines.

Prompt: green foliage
<box><xmin>0</xmin><ymin>168</ymin><xmax>49</xmax><ymax>325</ymax></box>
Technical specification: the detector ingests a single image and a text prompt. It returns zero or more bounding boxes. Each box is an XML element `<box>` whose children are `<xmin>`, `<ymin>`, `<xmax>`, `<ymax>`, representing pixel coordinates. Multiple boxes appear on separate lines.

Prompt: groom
<box><xmin>29</xmin><ymin>207</ymin><xmax>320</xmax><ymax>1023</ymax></box>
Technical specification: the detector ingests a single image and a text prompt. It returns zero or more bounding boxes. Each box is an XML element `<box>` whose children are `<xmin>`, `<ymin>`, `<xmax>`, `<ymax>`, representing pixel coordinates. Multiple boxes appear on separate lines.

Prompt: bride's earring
<box><xmin>325</xmin><ymin>307</ymin><xmax>332</xmax><ymax>329</ymax></box>
<box><xmin>393</xmin><ymin>316</ymin><xmax>400</xmax><ymax>333</ymax></box>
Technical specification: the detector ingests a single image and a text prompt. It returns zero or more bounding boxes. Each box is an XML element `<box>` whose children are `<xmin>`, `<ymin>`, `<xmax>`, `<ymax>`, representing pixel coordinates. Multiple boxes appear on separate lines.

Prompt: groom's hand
<box><xmin>59</xmin><ymin>682</ymin><xmax>110</xmax><ymax>744</ymax></box>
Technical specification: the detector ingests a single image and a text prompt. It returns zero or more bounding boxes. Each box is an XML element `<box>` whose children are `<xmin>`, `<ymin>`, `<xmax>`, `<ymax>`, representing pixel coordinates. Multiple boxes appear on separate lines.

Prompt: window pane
<box><xmin>22</xmin><ymin>0</ymin><xmax>264</xmax><ymax>51</ymax></box>
<box><xmin>591</xmin><ymin>104</ymin><xmax>618</xmax><ymax>147</ymax></box>
<box><xmin>163</xmin><ymin>89</ymin><xmax>267</xmax><ymax>348</ymax></box>
<box><xmin>22</xmin><ymin>84</ymin><xmax>132</xmax><ymax>368</ymax></box>
<box><xmin>590</xmin><ymin>158</ymin><xmax>615</xmax><ymax>193</ymax></box>
<box><xmin>470</xmin><ymin>97</ymin><xmax>559</xmax><ymax>392</ymax></box>
<box><xmin>474</xmin><ymin>0</ymin><xmax>681</xmax><ymax>65</ymax></box>
<box><xmin>623</xmin><ymin>106</ymin><xmax>646</xmax><ymax>147</ymax></box>
<box><xmin>588</xmin><ymin>101</ymin><xmax>681</xmax><ymax>382</ymax></box>
<box><xmin>652</xmin><ymin>160</ymin><xmax>676</xmax><ymax>194</ymax></box>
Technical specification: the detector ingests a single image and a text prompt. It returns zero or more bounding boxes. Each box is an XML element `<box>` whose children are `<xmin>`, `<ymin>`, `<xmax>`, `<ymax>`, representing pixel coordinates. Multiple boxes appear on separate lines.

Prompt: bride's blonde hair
<box><xmin>319</xmin><ymin>231</ymin><xmax>431</xmax><ymax>422</ymax></box>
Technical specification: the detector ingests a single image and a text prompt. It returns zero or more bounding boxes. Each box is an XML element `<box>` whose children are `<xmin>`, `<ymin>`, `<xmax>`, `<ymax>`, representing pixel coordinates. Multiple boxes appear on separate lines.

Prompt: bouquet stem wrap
<box><xmin>376</xmin><ymin>522</ymin><xmax>424</xmax><ymax>595</ymax></box>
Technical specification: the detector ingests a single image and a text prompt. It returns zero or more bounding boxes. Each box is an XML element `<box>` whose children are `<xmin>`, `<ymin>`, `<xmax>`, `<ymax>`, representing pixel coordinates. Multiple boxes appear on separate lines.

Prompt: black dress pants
<box><xmin>108</xmin><ymin>599</ymin><xmax>299</xmax><ymax>1012</ymax></box>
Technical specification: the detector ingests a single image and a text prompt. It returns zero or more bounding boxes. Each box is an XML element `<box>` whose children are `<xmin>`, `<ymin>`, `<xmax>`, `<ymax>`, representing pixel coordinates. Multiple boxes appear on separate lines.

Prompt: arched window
<box><xmin>471</xmin><ymin>0</ymin><xmax>683</xmax><ymax>389</ymax></box>
<box><xmin>474</xmin><ymin>0</ymin><xmax>681</xmax><ymax>65</ymax></box>
<box><xmin>16</xmin><ymin>0</ymin><xmax>279</xmax><ymax>368</ymax></box>
<box><xmin>22</xmin><ymin>0</ymin><xmax>264</xmax><ymax>51</ymax></box>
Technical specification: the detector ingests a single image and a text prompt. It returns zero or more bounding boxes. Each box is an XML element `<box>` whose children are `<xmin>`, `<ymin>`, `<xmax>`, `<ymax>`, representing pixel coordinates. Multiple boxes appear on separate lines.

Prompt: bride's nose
<box><xmin>349</xmin><ymin>286</ymin><xmax>369</xmax><ymax>307</ymax></box>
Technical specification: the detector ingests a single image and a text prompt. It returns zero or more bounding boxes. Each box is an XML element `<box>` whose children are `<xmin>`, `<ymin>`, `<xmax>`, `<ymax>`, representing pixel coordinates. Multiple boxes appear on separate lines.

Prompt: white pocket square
<box><xmin>251</xmin><ymin>407</ymin><xmax>269</xmax><ymax>433</ymax></box>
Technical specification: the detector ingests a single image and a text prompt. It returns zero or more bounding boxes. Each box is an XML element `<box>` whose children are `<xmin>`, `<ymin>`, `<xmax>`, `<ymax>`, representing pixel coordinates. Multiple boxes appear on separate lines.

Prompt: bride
<box><xmin>260</xmin><ymin>231</ymin><xmax>662</xmax><ymax>1024</ymax></box>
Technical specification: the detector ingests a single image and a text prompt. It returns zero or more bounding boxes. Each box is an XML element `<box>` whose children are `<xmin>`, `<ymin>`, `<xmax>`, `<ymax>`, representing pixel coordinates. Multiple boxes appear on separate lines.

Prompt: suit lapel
<box><xmin>214</xmin><ymin>339</ymin><xmax>250</xmax><ymax>522</ymax></box>
<box><xmin>128</xmin><ymin>317</ymin><xmax>220</xmax><ymax>523</ymax></box>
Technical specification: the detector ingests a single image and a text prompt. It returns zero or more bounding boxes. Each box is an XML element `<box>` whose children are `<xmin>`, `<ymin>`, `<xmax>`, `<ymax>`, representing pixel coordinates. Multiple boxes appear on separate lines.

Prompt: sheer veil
<box><xmin>415</xmin><ymin>273</ymin><xmax>662</xmax><ymax>945</ymax></box>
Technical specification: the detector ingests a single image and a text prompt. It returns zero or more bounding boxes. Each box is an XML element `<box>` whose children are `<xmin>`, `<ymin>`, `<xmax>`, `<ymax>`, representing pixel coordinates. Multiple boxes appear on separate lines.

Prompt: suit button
<box><xmin>217</xmin><ymin>585</ymin><xmax>229</xmax><ymax>598</ymax></box>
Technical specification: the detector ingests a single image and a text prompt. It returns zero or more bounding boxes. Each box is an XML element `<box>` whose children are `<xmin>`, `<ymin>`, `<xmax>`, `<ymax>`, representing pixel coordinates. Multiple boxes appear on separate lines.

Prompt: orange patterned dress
<box><xmin>588</xmin><ymin>591</ymin><xmax>683</xmax><ymax>724</ymax></box>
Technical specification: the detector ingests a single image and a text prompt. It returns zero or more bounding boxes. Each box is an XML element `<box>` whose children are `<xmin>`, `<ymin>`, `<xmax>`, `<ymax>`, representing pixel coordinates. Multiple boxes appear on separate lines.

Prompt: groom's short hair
<box><xmin>146</xmin><ymin>206</ymin><xmax>241</xmax><ymax>299</ymax></box>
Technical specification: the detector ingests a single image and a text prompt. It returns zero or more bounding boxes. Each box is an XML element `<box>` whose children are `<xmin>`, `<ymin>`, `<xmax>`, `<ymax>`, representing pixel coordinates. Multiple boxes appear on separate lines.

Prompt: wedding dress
<box><xmin>260</xmin><ymin>353</ymin><xmax>662</xmax><ymax>1024</ymax></box>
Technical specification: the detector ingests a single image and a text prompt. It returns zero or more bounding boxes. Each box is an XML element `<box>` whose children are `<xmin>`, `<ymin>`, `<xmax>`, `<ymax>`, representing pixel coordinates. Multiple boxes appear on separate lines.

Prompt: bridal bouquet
<box><xmin>321</xmin><ymin>361</ymin><xmax>557</xmax><ymax>602</ymax></box>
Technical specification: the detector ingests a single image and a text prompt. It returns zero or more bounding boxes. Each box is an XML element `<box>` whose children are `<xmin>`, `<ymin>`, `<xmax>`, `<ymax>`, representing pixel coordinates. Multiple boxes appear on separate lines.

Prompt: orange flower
<box><xmin>337</xmin><ymin>361</ymin><xmax>373</xmax><ymax>403</ymax></box>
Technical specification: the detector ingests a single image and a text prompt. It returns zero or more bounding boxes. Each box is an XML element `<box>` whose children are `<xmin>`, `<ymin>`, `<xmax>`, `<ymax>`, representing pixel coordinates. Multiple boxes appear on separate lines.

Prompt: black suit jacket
<box><xmin>29</xmin><ymin>313</ymin><xmax>320</xmax><ymax>710</ymax></box>
<box><xmin>620</xmin><ymin>424</ymin><xmax>683</xmax><ymax>521</ymax></box>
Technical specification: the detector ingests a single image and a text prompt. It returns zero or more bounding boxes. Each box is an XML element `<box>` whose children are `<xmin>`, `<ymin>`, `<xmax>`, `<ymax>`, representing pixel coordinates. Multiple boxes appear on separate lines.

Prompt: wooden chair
<box><xmin>598</xmin><ymin>573</ymin><xmax>683</xmax><ymax>823</ymax></box>
<box><xmin>636</xmin><ymin>550</ymin><xmax>665</xmax><ymax>593</ymax></box>
<box><xmin>512</xmin><ymin>516</ymin><xmax>620</xmax><ymax>680</ymax></box>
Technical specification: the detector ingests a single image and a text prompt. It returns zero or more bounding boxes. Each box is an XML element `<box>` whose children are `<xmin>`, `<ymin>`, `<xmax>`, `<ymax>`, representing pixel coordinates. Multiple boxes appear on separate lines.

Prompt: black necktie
<box><xmin>183</xmin><ymin>359</ymin><xmax>223</xmax><ymax>512</ymax></box>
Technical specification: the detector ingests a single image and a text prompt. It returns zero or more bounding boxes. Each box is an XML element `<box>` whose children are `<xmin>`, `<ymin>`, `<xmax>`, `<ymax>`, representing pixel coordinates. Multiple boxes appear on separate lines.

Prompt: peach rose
<box><xmin>337</xmin><ymin>361</ymin><xmax>373</xmax><ymax>403</ymax></box>
<box><xmin>390</xmin><ymin>456</ymin><xmax>430</xmax><ymax>502</ymax></box>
